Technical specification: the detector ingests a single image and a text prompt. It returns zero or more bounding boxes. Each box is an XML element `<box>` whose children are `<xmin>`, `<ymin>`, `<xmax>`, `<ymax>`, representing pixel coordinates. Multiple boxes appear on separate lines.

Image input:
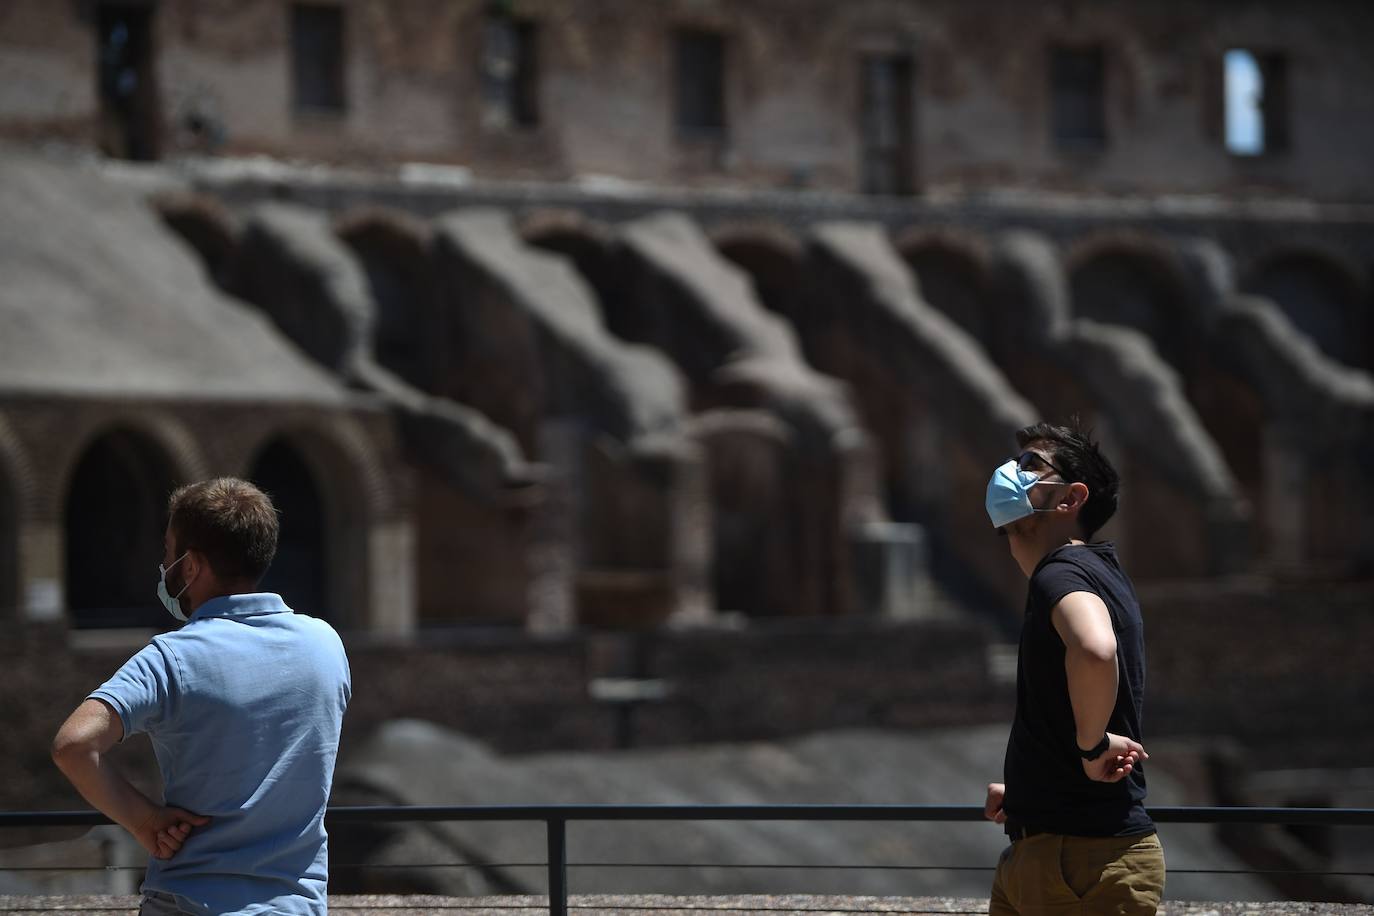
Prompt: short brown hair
<box><xmin>168</xmin><ymin>478</ymin><xmax>279</xmax><ymax>584</ymax></box>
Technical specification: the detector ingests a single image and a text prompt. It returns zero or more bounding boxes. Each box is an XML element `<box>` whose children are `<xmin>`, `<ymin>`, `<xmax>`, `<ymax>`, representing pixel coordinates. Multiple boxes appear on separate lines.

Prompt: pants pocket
<box><xmin>1054</xmin><ymin>835</ymin><xmax>1091</xmax><ymax>900</ymax></box>
<box><xmin>1011</xmin><ymin>835</ymin><xmax>1084</xmax><ymax>904</ymax></box>
<box><xmin>1066</xmin><ymin>833</ymin><xmax>1166</xmax><ymax>913</ymax></box>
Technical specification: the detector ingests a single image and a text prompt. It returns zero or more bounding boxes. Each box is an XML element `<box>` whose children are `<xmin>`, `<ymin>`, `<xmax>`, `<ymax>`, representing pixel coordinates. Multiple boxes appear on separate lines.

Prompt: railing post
<box><xmin>546</xmin><ymin>817</ymin><xmax>568</xmax><ymax>916</ymax></box>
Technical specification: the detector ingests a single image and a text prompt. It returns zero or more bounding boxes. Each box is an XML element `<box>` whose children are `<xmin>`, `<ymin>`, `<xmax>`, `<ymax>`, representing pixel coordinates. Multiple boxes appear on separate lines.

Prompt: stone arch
<box><xmin>1066</xmin><ymin>234</ymin><xmax>1195</xmax><ymax>371</ymax></box>
<box><xmin>894</xmin><ymin>229</ymin><xmax>995</xmax><ymax>358</ymax></box>
<box><xmin>153</xmin><ymin>190</ymin><xmax>241</xmax><ymax>286</ymax></box>
<box><xmin>242</xmin><ymin>416</ymin><xmax>389</xmax><ymax>630</ymax></box>
<box><xmin>688</xmin><ymin>410</ymin><xmax>792</xmax><ymax>618</ymax></box>
<box><xmin>0</xmin><ymin>413</ymin><xmax>36</xmax><ymax>619</ymax></box>
<box><xmin>247</xmin><ymin>438</ymin><xmax>329</xmax><ymax>624</ymax></box>
<box><xmin>61</xmin><ymin>426</ymin><xmax>190</xmax><ymax>628</ymax></box>
<box><xmin>335</xmin><ymin>206</ymin><xmax>438</xmax><ymax>389</ymax></box>
<box><xmin>1241</xmin><ymin>247</ymin><xmax>1370</xmax><ymax>370</ymax></box>
<box><xmin>1067</xmin><ymin>236</ymin><xmax>1264</xmax><ymax>526</ymax></box>
<box><xmin>710</xmin><ymin>222</ymin><xmax>806</xmax><ymax>323</ymax></box>
<box><xmin>56</xmin><ymin>411</ymin><xmax>210</xmax><ymax>505</ymax></box>
<box><xmin>521</xmin><ymin>209</ymin><xmax>620</xmax><ymax>322</ymax></box>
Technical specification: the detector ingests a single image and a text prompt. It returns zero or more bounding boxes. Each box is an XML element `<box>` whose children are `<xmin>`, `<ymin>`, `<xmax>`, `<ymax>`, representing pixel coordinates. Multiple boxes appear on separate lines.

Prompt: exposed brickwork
<box><xmin>9</xmin><ymin>576</ymin><xmax>1374</xmax><ymax>813</ymax></box>
<box><xmin>5</xmin><ymin>1</ymin><xmax>1374</xmax><ymax>202</ymax></box>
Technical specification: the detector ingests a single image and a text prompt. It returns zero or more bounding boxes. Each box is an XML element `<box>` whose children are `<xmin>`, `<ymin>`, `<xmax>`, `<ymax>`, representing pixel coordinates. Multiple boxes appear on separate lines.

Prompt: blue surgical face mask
<box><xmin>985</xmin><ymin>460</ymin><xmax>1064</xmax><ymax>529</ymax></box>
<box><xmin>157</xmin><ymin>551</ymin><xmax>191</xmax><ymax>622</ymax></box>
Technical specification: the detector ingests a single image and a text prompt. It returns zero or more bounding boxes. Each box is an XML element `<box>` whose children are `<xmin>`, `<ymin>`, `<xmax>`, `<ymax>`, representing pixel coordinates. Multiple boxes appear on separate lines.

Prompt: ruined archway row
<box><xmin>711</xmin><ymin>219</ymin><xmax>1374</xmax><ymax>580</ymax></box>
<box><xmin>155</xmin><ymin>194</ymin><xmax>1374</xmax><ymax>630</ymax></box>
<box><xmin>510</xmin><ymin>210</ymin><xmax>1374</xmax><ymax>583</ymax></box>
<box><xmin>0</xmin><ymin>400</ymin><xmax>405</xmax><ymax>632</ymax></box>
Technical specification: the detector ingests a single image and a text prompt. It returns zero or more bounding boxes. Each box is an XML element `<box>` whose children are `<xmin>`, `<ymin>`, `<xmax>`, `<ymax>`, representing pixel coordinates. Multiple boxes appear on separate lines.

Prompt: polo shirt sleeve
<box><xmin>88</xmin><ymin>641</ymin><xmax>177</xmax><ymax>741</ymax></box>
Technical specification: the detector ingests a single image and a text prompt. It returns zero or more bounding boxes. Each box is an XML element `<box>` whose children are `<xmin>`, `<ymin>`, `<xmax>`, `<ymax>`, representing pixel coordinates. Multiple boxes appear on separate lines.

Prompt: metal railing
<box><xmin>3</xmin><ymin>805</ymin><xmax>1372</xmax><ymax>915</ymax></box>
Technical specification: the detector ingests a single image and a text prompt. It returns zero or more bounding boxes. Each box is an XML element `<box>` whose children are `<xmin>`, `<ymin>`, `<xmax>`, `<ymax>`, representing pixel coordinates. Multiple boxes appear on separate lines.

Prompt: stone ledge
<box><xmin>1</xmin><ymin>897</ymin><xmax>1369</xmax><ymax>915</ymax></box>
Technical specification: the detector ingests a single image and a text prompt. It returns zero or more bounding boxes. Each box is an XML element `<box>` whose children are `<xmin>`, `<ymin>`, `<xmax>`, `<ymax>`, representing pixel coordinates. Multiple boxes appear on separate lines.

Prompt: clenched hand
<box><xmin>134</xmin><ymin>806</ymin><xmax>211</xmax><ymax>859</ymax></box>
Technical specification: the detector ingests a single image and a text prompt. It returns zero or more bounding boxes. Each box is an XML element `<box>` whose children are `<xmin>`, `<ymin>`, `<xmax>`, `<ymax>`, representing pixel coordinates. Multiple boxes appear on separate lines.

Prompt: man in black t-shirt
<box><xmin>982</xmin><ymin>421</ymin><xmax>1166</xmax><ymax>915</ymax></box>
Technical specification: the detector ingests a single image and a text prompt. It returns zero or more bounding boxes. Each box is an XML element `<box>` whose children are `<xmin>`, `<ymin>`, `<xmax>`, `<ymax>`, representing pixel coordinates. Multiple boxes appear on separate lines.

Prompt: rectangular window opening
<box><xmin>291</xmin><ymin>3</ymin><xmax>346</xmax><ymax>114</ymax></box>
<box><xmin>482</xmin><ymin>15</ymin><xmax>539</xmax><ymax>129</ymax></box>
<box><xmin>1225</xmin><ymin>48</ymin><xmax>1287</xmax><ymax>156</ymax></box>
<box><xmin>95</xmin><ymin>3</ymin><xmax>161</xmax><ymax>160</ymax></box>
<box><xmin>859</xmin><ymin>53</ymin><xmax>916</xmax><ymax>195</ymax></box>
<box><xmin>674</xmin><ymin>29</ymin><xmax>726</xmax><ymax>139</ymax></box>
<box><xmin>1049</xmin><ymin>45</ymin><xmax>1106</xmax><ymax>150</ymax></box>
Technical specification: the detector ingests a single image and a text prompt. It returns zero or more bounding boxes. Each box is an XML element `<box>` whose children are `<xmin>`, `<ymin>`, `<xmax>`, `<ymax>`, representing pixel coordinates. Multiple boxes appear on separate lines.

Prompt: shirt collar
<box><xmin>190</xmin><ymin>592</ymin><xmax>292</xmax><ymax>621</ymax></box>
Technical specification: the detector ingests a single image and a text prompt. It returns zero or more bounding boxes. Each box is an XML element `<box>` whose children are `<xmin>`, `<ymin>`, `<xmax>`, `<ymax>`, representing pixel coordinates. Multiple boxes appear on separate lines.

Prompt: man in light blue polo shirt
<box><xmin>52</xmin><ymin>478</ymin><xmax>351</xmax><ymax>915</ymax></box>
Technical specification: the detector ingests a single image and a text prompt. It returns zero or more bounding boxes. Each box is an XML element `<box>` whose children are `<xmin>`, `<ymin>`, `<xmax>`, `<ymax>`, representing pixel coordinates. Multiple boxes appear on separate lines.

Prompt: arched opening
<box><xmin>1070</xmin><ymin>250</ymin><xmax>1189</xmax><ymax>370</ymax></box>
<box><xmin>336</xmin><ymin>209</ymin><xmax>437</xmax><ymax>389</ymax></box>
<box><xmin>248</xmin><ymin>439</ymin><xmax>328</xmax><ymax>623</ymax></box>
<box><xmin>522</xmin><ymin>217</ymin><xmax>620</xmax><ymax>327</ymax></box>
<box><xmin>64</xmin><ymin>430</ymin><xmax>179</xmax><ymax>628</ymax></box>
<box><xmin>691</xmin><ymin>417</ymin><xmax>789</xmax><ymax>618</ymax></box>
<box><xmin>900</xmin><ymin>243</ymin><xmax>993</xmax><ymax>358</ymax></box>
<box><xmin>714</xmin><ymin>229</ymin><xmax>813</xmax><ymax>370</ymax></box>
<box><xmin>714</xmin><ymin>231</ymin><xmax>806</xmax><ymax>322</ymax></box>
<box><xmin>1242</xmin><ymin>253</ymin><xmax>1368</xmax><ymax>370</ymax></box>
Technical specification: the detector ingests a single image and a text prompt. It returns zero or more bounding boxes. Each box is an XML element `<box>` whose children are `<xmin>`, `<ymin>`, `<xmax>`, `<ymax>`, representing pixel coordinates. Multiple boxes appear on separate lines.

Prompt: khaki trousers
<box><xmin>989</xmin><ymin>831</ymin><xmax>1165</xmax><ymax>915</ymax></box>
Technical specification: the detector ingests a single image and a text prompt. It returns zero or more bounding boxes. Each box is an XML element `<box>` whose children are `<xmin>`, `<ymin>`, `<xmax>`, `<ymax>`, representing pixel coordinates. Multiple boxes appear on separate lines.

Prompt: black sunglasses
<box><xmin>1015</xmin><ymin>450</ymin><xmax>1070</xmax><ymax>480</ymax></box>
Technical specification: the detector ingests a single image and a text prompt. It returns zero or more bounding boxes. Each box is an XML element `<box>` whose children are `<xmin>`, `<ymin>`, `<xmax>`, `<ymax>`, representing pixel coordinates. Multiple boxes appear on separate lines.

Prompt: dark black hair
<box><xmin>1015</xmin><ymin>418</ymin><xmax>1120</xmax><ymax>539</ymax></box>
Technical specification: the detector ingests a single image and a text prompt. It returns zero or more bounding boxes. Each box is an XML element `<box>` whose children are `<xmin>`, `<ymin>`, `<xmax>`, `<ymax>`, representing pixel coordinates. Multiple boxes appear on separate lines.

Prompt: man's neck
<box><xmin>1013</xmin><ymin>528</ymin><xmax>1086</xmax><ymax>578</ymax></box>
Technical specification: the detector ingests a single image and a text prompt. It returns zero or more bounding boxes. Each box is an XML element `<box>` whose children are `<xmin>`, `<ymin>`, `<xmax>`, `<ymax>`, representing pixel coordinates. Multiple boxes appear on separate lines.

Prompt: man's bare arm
<box><xmin>1051</xmin><ymin>591</ymin><xmax>1147</xmax><ymax>782</ymax></box>
<box><xmin>51</xmin><ymin>698</ymin><xmax>209</xmax><ymax>858</ymax></box>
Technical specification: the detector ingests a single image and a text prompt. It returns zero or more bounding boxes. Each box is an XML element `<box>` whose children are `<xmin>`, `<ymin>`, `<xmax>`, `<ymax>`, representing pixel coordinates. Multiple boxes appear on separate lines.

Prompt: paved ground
<box><xmin>0</xmin><ymin>896</ymin><xmax>1369</xmax><ymax>915</ymax></box>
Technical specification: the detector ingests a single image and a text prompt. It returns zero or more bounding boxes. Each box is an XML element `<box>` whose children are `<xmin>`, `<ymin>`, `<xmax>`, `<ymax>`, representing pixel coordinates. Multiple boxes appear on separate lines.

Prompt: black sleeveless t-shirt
<box><xmin>1001</xmin><ymin>542</ymin><xmax>1155</xmax><ymax>837</ymax></box>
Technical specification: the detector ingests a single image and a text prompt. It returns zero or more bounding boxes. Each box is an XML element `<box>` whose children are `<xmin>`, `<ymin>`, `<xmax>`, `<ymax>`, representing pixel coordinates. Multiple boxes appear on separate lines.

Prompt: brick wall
<box><xmin>7</xmin><ymin>578</ymin><xmax>1372</xmax><ymax>813</ymax></box>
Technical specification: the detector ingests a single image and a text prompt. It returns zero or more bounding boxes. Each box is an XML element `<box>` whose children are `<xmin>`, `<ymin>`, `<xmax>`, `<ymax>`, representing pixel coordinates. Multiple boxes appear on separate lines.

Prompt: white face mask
<box><xmin>157</xmin><ymin>552</ymin><xmax>191</xmax><ymax>622</ymax></box>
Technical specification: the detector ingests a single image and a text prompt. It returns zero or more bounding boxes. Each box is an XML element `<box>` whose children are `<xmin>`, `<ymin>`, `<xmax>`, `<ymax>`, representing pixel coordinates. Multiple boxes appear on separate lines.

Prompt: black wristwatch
<box><xmin>1078</xmin><ymin>734</ymin><xmax>1110</xmax><ymax>759</ymax></box>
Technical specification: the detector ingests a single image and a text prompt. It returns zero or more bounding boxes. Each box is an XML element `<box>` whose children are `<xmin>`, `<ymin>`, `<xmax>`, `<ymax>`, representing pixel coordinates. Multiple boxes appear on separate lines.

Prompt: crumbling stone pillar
<box><xmin>610</xmin><ymin>212</ymin><xmax>883</xmax><ymax>618</ymax></box>
<box><xmin>1180</xmin><ymin>238</ymin><xmax>1374</xmax><ymax>577</ymax></box>
<box><xmin>804</xmin><ymin>221</ymin><xmax>1038</xmax><ymax>612</ymax></box>
<box><xmin>225</xmin><ymin>203</ymin><xmax>563</xmax><ymax>632</ymax></box>
<box><xmin>432</xmin><ymin>209</ymin><xmax>709</xmax><ymax>628</ymax></box>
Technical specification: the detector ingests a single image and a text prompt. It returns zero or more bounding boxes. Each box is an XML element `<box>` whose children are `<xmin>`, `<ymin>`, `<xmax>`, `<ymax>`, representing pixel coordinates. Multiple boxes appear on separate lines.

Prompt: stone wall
<box><xmin>0</xmin><ymin>395</ymin><xmax>413</xmax><ymax>633</ymax></box>
<box><xmin>1</xmin><ymin>614</ymin><xmax>1007</xmax><ymax>815</ymax></box>
<box><xmin>4</xmin><ymin>1</ymin><xmax>1374</xmax><ymax>200</ymax></box>
<box><xmin>19</xmin><ymin>155</ymin><xmax>1372</xmax><ymax>627</ymax></box>
<box><xmin>8</xmin><ymin>577</ymin><xmax>1374</xmax><ymax>814</ymax></box>
<box><xmin>1139</xmin><ymin>577</ymin><xmax>1374</xmax><ymax>768</ymax></box>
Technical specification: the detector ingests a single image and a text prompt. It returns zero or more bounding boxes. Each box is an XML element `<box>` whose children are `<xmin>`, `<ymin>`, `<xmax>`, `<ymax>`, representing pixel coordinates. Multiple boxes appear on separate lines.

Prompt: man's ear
<box><xmin>183</xmin><ymin>549</ymin><xmax>204</xmax><ymax>584</ymax></box>
<box><xmin>1063</xmin><ymin>482</ymin><xmax>1090</xmax><ymax>511</ymax></box>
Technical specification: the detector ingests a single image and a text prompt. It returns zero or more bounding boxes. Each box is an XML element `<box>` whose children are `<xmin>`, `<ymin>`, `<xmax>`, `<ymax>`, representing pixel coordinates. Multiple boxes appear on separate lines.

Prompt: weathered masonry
<box><xmin>3</xmin><ymin>1</ymin><xmax>1373</xmax><ymax>201</ymax></box>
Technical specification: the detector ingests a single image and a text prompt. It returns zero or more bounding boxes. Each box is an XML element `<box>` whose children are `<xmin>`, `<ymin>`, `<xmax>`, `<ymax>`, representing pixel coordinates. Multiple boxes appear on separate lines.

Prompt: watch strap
<box><xmin>1078</xmin><ymin>734</ymin><xmax>1110</xmax><ymax>759</ymax></box>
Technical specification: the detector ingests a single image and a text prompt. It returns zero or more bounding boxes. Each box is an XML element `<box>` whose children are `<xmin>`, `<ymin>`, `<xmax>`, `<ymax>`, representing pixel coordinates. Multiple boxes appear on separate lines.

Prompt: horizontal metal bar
<box><xmin>1</xmin><ymin>804</ymin><xmax>1371</xmax><ymax>829</ymax></box>
<box><xmin>1148</xmin><ymin>806</ymin><xmax>1374</xmax><ymax>826</ymax></box>
<box><xmin>3</xmin><ymin>861</ymin><xmax>1370</xmax><ymax>878</ymax></box>
<box><xmin>327</xmin><ymin>804</ymin><xmax>990</xmax><ymax>823</ymax></box>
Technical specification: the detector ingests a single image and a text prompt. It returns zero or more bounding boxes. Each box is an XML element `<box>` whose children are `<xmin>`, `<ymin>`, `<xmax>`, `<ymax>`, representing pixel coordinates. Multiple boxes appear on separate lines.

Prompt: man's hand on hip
<box><xmin>984</xmin><ymin>782</ymin><xmax>1008</xmax><ymax>823</ymax></box>
<box><xmin>134</xmin><ymin>806</ymin><xmax>211</xmax><ymax>860</ymax></box>
<box><xmin>1081</xmin><ymin>732</ymin><xmax>1147</xmax><ymax>783</ymax></box>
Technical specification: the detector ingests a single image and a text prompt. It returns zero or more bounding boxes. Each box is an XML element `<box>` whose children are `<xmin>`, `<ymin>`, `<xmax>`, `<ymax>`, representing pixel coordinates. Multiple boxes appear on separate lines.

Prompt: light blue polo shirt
<box><xmin>90</xmin><ymin>593</ymin><xmax>351</xmax><ymax>916</ymax></box>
